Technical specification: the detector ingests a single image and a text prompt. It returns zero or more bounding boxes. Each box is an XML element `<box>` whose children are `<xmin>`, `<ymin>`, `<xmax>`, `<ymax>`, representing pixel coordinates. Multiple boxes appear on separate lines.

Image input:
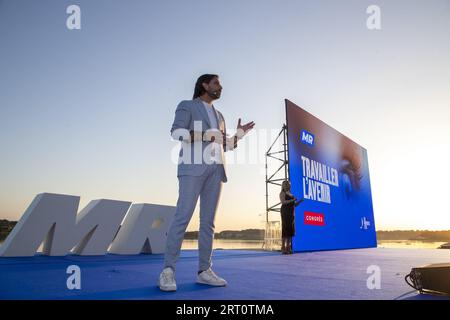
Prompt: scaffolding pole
<box><xmin>264</xmin><ymin>124</ymin><xmax>289</xmax><ymax>250</ymax></box>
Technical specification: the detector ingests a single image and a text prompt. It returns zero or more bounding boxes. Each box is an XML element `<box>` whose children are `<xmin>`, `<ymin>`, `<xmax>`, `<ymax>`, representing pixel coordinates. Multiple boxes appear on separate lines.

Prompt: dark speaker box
<box><xmin>410</xmin><ymin>263</ymin><xmax>450</xmax><ymax>295</ymax></box>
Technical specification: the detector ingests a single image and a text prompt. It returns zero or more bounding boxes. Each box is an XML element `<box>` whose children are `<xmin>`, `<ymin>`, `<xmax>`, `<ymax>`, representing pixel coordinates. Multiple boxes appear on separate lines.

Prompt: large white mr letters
<box><xmin>0</xmin><ymin>193</ymin><xmax>175</xmax><ymax>257</ymax></box>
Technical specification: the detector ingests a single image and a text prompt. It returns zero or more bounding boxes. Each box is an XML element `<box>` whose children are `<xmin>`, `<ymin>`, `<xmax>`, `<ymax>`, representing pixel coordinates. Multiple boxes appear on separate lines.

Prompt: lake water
<box><xmin>0</xmin><ymin>239</ymin><xmax>266</xmax><ymax>251</ymax></box>
<box><xmin>377</xmin><ymin>240</ymin><xmax>447</xmax><ymax>249</ymax></box>
<box><xmin>182</xmin><ymin>239</ymin><xmax>265</xmax><ymax>250</ymax></box>
<box><xmin>0</xmin><ymin>239</ymin><xmax>448</xmax><ymax>250</ymax></box>
<box><xmin>181</xmin><ymin>240</ymin><xmax>448</xmax><ymax>250</ymax></box>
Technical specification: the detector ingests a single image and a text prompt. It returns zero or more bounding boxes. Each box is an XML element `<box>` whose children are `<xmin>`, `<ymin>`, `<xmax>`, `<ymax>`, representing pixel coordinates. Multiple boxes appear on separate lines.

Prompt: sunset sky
<box><xmin>1</xmin><ymin>0</ymin><xmax>449</xmax><ymax>232</ymax></box>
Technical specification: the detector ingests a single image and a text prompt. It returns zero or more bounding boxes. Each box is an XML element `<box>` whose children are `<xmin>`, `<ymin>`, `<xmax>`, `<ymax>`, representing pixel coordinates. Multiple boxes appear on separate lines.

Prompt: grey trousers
<box><xmin>164</xmin><ymin>163</ymin><xmax>224</xmax><ymax>272</ymax></box>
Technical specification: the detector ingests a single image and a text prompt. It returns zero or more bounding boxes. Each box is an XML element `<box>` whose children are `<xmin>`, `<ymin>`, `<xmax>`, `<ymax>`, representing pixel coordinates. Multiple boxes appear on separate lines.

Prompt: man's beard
<box><xmin>207</xmin><ymin>89</ymin><xmax>221</xmax><ymax>100</ymax></box>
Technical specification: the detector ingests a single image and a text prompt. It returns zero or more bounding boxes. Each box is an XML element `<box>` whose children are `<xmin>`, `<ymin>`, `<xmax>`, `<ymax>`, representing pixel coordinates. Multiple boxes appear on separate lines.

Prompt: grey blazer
<box><xmin>170</xmin><ymin>97</ymin><xmax>238</xmax><ymax>183</ymax></box>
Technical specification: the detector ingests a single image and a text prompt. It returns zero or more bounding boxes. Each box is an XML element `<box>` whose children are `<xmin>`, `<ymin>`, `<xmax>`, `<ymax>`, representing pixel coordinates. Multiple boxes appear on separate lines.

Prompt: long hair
<box><xmin>281</xmin><ymin>180</ymin><xmax>290</xmax><ymax>192</ymax></box>
<box><xmin>193</xmin><ymin>74</ymin><xmax>218</xmax><ymax>99</ymax></box>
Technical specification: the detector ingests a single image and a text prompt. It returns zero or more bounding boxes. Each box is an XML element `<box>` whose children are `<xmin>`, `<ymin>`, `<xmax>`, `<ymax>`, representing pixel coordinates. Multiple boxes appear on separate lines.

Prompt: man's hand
<box><xmin>204</xmin><ymin>129</ymin><xmax>224</xmax><ymax>144</ymax></box>
<box><xmin>236</xmin><ymin>118</ymin><xmax>255</xmax><ymax>139</ymax></box>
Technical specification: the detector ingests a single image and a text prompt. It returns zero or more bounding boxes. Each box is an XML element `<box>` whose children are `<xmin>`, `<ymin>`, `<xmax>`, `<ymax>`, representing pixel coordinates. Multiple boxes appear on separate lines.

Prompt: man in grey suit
<box><xmin>159</xmin><ymin>74</ymin><xmax>255</xmax><ymax>291</ymax></box>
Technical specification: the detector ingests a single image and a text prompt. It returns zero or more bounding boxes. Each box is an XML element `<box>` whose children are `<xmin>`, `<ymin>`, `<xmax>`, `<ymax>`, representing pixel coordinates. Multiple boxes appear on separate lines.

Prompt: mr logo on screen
<box><xmin>300</xmin><ymin>130</ymin><xmax>314</xmax><ymax>147</ymax></box>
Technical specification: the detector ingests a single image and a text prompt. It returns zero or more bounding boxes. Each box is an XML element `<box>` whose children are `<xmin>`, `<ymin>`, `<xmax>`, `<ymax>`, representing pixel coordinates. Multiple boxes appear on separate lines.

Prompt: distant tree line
<box><xmin>1</xmin><ymin>218</ymin><xmax>450</xmax><ymax>242</ymax></box>
<box><xmin>185</xmin><ymin>229</ymin><xmax>265</xmax><ymax>240</ymax></box>
<box><xmin>184</xmin><ymin>229</ymin><xmax>450</xmax><ymax>241</ymax></box>
<box><xmin>377</xmin><ymin>230</ymin><xmax>450</xmax><ymax>241</ymax></box>
<box><xmin>0</xmin><ymin>219</ymin><xmax>17</xmax><ymax>241</ymax></box>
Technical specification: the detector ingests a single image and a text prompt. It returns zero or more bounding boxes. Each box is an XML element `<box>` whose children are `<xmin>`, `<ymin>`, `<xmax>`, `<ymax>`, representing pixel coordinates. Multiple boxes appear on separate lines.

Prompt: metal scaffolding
<box><xmin>264</xmin><ymin>124</ymin><xmax>289</xmax><ymax>250</ymax></box>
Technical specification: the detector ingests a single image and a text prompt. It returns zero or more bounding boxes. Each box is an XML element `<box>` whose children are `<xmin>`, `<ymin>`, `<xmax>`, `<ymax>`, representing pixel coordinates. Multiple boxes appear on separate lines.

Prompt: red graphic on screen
<box><xmin>304</xmin><ymin>212</ymin><xmax>325</xmax><ymax>226</ymax></box>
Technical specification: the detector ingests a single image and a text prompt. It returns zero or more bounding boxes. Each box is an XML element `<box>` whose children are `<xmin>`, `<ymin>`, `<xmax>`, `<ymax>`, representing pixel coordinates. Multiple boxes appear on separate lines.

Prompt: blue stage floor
<box><xmin>1</xmin><ymin>248</ymin><xmax>449</xmax><ymax>300</ymax></box>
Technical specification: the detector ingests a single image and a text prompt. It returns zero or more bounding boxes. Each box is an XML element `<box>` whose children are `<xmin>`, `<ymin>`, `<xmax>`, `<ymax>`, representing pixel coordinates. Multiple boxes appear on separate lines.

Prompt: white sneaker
<box><xmin>158</xmin><ymin>267</ymin><xmax>177</xmax><ymax>292</ymax></box>
<box><xmin>196</xmin><ymin>268</ymin><xmax>227</xmax><ymax>287</ymax></box>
